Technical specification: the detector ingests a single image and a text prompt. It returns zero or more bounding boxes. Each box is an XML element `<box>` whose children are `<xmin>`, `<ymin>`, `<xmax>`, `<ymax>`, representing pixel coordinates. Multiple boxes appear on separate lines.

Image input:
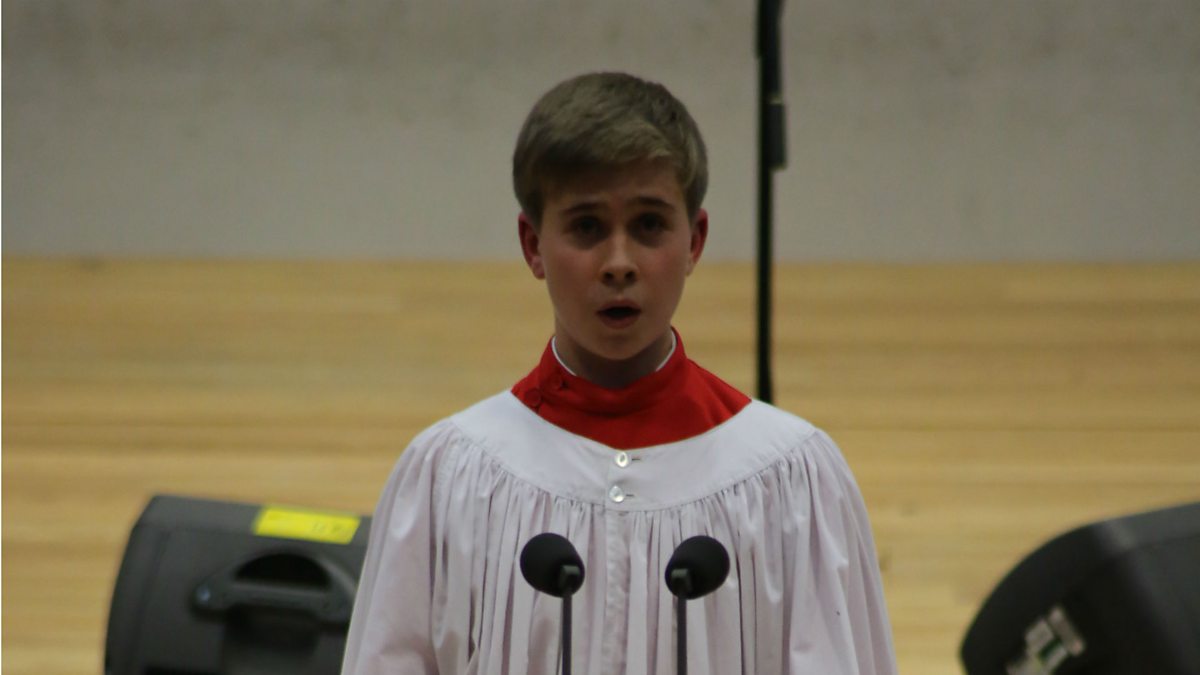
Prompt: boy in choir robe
<box><xmin>342</xmin><ymin>71</ymin><xmax>897</xmax><ymax>675</ymax></box>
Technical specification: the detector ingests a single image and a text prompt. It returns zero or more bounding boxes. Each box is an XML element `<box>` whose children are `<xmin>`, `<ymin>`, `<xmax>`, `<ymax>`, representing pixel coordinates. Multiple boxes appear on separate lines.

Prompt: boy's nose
<box><xmin>603</xmin><ymin>266</ymin><xmax>636</xmax><ymax>285</ymax></box>
<box><xmin>600</xmin><ymin>237</ymin><xmax>637</xmax><ymax>284</ymax></box>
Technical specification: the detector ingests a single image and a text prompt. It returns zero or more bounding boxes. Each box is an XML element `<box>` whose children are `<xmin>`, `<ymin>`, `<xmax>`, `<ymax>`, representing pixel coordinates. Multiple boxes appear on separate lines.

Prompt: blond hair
<box><xmin>512</xmin><ymin>72</ymin><xmax>708</xmax><ymax>224</ymax></box>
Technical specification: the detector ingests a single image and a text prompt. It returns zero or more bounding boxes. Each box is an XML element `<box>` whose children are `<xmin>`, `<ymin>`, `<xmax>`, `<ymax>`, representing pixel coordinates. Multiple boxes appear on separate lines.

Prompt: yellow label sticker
<box><xmin>253</xmin><ymin>505</ymin><xmax>361</xmax><ymax>545</ymax></box>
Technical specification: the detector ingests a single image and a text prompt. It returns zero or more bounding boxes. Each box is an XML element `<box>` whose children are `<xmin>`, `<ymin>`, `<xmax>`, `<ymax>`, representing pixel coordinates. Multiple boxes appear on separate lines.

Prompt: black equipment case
<box><xmin>105</xmin><ymin>494</ymin><xmax>371</xmax><ymax>675</ymax></box>
<box><xmin>961</xmin><ymin>500</ymin><xmax>1200</xmax><ymax>675</ymax></box>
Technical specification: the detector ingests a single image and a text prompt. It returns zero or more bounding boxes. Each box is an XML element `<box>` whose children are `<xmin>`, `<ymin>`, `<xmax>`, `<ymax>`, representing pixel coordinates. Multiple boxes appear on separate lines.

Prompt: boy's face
<box><xmin>518</xmin><ymin>160</ymin><xmax>707</xmax><ymax>385</ymax></box>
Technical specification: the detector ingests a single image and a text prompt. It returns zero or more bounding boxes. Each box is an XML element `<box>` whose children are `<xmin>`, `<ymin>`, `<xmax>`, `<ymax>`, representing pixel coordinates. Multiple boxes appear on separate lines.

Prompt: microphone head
<box><xmin>665</xmin><ymin>535</ymin><xmax>730</xmax><ymax>600</ymax></box>
<box><xmin>520</xmin><ymin>532</ymin><xmax>585</xmax><ymax>597</ymax></box>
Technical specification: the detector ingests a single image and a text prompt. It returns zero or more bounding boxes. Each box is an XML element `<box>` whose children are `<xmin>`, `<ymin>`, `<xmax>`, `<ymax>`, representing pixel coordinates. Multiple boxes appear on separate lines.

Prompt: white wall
<box><xmin>4</xmin><ymin>1</ymin><xmax>1198</xmax><ymax>261</ymax></box>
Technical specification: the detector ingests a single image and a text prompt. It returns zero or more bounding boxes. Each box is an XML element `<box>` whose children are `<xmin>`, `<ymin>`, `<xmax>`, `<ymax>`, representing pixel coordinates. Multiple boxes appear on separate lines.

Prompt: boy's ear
<box><xmin>686</xmin><ymin>208</ymin><xmax>709</xmax><ymax>275</ymax></box>
<box><xmin>518</xmin><ymin>213</ymin><xmax>546</xmax><ymax>280</ymax></box>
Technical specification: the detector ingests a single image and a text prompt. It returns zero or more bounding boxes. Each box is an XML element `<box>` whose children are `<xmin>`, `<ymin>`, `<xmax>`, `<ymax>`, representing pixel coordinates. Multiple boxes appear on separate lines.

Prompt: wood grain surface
<box><xmin>4</xmin><ymin>257</ymin><xmax>1198</xmax><ymax>674</ymax></box>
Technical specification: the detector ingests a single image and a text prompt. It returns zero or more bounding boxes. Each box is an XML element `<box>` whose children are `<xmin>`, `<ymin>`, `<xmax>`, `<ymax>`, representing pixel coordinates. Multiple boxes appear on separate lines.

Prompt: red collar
<box><xmin>511</xmin><ymin>330</ymin><xmax>751</xmax><ymax>449</ymax></box>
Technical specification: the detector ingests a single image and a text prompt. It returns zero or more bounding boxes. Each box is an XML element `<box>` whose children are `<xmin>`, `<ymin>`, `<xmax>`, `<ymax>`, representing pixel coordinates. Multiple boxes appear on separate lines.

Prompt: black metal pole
<box><xmin>562</xmin><ymin>592</ymin><xmax>572</xmax><ymax>675</ymax></box>
<box><xmin>676</xmin><ymin>595</ymin><xmax>687</xmax><ymax>675</ymax></box>
<box><xmin>756</xmin><ymin>0</ymin><xmax>786</xmax><ymax>404</ymax></box>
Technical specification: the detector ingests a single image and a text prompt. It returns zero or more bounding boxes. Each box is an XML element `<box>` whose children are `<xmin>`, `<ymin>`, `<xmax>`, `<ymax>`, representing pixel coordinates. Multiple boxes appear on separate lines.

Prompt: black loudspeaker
<box><xmin>961</xmin><ymin>501</ymin><xmax>1200</xmax><ymax>675</ymax></box>
<box><xmin>106</xmin><ymin>494</ymin><xmax>371</xmax><ymax>675</ymax></box>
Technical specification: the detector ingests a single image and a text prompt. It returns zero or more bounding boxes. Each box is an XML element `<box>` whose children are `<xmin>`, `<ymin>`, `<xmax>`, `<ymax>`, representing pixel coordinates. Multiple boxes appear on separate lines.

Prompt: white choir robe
<box><xmin>342</xmin><ymin>392</ymin><xmax>897</xmax><ymax>675</ymax></box>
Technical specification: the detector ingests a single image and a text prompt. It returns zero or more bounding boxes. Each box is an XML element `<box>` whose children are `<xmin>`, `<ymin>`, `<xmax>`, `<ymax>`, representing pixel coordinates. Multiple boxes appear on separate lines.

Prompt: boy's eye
<box><xmin>568</xmin><ymin>217</ymin><xmax>604</xmax><ymax>239</ymax></box>
<box><xmin>636</xmin><ymin>213</ymin><xmax>667</xmax><ymax>233</ymax></box>
<box><xmin>573</xmin><ymin>217</ymin><xmax>600</xmax><ymax>233</ymax></box>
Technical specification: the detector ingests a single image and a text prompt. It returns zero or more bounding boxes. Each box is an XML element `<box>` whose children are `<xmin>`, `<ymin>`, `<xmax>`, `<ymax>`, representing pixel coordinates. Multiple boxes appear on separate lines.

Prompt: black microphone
<box><xmin>665</xmin><ymin>536</ymin><xmax>730</xmax><ymax>675</ymax></box>
<box><xmin>520</xmin><ymin>533</ymin><xmax>584</xmax><ymax>675</ymax></box>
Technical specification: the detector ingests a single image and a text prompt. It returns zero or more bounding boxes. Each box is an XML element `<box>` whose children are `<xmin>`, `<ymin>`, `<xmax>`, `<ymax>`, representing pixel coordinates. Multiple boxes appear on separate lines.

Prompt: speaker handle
<box><xmin>191</xmin><ymin>549</ymin><xmax>356</xmax><ymax>624</ymax></box>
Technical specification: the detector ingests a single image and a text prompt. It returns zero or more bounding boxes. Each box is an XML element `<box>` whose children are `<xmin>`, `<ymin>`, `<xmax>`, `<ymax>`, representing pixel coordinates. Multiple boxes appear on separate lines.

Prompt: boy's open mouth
<box><xmin>598</xmin><ymin>303</ymin><xmax>642</xmax><ymax>327</ymax></box>
<box><xmin>600</xmin><ymin>306</ymin><xmax>639</xmax><ymax>319</ymax></box>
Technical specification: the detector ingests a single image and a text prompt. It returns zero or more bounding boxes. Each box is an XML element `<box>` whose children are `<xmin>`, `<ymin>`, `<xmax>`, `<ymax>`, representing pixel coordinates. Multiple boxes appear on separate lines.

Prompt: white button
<box><xmin>608</xmin><ymin>485</ymin><xmax>626</xmax><ymax>503</ymax></box>
<box><xmin>614</xmin><ymin>452</ymin><xmax>630</xmax><ymax>468</ymax></box>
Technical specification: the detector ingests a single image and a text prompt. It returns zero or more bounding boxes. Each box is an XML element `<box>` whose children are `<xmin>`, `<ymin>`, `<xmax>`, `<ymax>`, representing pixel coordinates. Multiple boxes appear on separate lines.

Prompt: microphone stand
<box><xmin>559</xmin><ymin>565</ymin><xmax>582</xmax><ymax>675</ymax></box>
<box><xmin>756</xmin><ymin>0</ymin><xmax>786</xmax><ymax>404</ymax></box>
<box><xmin>669</xmin><ymin>569</ymin><xmax>693</xmax><ymax>675</ymax></box>
<box><xmin>665</xmin><ymin>536</ymin><xmax>730</xmax><ymax>675</ymax></box>
<box><xmin>520</xmin><ymin>533</ymin><xmax>586</xmax><ymax>675</ymax></box>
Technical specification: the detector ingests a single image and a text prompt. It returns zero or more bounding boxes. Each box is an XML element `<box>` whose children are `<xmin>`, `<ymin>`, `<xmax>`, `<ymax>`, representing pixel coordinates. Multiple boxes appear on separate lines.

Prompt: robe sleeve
<box><xmin>793</xmin><ymin>430</ymin><xmax>898</xmax><ymax>675</ymax></box>
<box><xmin>341</xmin><ymin>423</ymin><xmax>452</xmax><ymax>675</ymax></box>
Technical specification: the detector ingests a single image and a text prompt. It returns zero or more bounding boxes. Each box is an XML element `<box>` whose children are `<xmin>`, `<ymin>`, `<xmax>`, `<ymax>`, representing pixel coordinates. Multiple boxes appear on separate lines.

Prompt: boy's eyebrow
<box><xmin>559</xmin><ymin>195</ymin><xmax>677</xmax><ymax>215</ymax></box>
<box><xmin>631</xmin><ymin>195</ymin><xmax>677</xmax><ymax>210</ymax></box>
<box><xmin>561</xmin><ymin>200</ymin><xmax>604</xmax><ymax>215</ymax></box>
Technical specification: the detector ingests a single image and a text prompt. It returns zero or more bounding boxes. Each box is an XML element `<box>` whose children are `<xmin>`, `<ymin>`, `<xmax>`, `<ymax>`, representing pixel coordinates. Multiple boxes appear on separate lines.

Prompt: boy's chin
<box><xmin>587</xmin><ymin>332</ymin><xmax>668</xmax><ymax>364</ymax></box>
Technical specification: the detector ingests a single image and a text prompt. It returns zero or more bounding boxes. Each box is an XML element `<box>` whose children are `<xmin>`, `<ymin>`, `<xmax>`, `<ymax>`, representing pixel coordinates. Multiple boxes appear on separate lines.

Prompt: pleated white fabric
<box><xmin>342</xmin><ymin>392</ymin><xmax>897</xmax><ymax>675</ymax></box>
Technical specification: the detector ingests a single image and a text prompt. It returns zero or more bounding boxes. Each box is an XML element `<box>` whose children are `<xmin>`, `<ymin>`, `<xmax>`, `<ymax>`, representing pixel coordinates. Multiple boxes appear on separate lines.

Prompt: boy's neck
<box><xmin>552</xmin><ymin>330</ymin><xmax>677</xmax><ymax>389</ymax></box>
